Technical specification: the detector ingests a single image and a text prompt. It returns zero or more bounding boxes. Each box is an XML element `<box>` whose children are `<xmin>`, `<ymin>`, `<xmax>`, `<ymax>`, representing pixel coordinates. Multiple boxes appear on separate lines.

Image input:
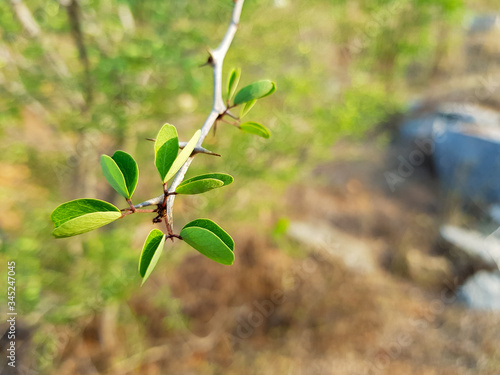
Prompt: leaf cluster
<box><xmin>224</xmin><ymin>68</ymin><xmax>276</xmax><ymax>139</ymax></box>
<box><xmin>48</xmin><ymin>45</ymin><xmax>277</xmax><ymax>283</ymax></box>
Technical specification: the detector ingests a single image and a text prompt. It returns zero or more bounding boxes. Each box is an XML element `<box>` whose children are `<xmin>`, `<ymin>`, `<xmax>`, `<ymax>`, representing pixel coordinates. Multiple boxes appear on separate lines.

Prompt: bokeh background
<box><xmin>1</xmin><ymin>0</ymin><xmax>500</xmax><ymax>374</ymax></box>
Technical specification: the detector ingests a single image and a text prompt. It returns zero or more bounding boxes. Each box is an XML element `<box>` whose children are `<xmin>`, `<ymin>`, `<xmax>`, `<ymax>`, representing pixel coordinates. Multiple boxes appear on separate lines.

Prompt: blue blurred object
<box><xmin>433</xmin><ymin>127</ymin><xmax>500</xmax><ymax>204</ymax></box>
<box><xmin>399</xmin><ymin>102</ymin><xmax>500</xmax><ymax>204</ymax></box>
<box><xmin>399</xmin><ymin>115</ymin><xmax>437</xmax><ymax>143</ymax></box>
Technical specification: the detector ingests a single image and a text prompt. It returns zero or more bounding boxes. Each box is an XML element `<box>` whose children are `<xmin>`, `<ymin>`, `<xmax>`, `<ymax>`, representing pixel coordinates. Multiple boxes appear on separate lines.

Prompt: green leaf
<box><xmin>226</xmin><ymin>67</ymin><xmax>241</xmax><ymax>102</ymax></box>
<box><xmin>51</xmin><ymin>199</ymin><xmax>122</xmax><ymax>238</ymax></box>
<box><xmin>178</xmin><ymin>173</ymin><xmax>234</xmax><ymax>187</ymax></box>
<box><xmin>233</xmin><ymin>80</ymin><xmax>276</xmax><ymax>105</ymax></box>
<box><xmin>163</xmin><ymin>129</ymin><xmax>201</xmax><ymax>183</ymax></box>
<box><xmin>112</xmin><ymin>151</ymin><xmax>139</xmax><ymax>198</ymax></box>
<box><xmin>100</xmin><ymin>151</ymin><xmax>139</xmax><ymax>199</ymax></box>
<box><xmin>182</xmin><ymin>219</ymin><xmax>234</xmax><ymax>251</ymax></box>
<box><xmin>154</xmin><ymin>123</ymin><xmax>179</xmax><ymax>182</ymax></box>
<box><xmin>180</xmin><ymin>219</ymin><xmax>234</xmax><ymax>265</ymax></box>
<box><xmin>138</xmin><ymin>229</ymin><xmax>166</xmax><ymax>286</ymax></box>
<box><xmin>176</xmin><ymin>178</ymin><xmax>223</xmax><ymax>195</ymax></box>
<box><xmin>101</xmin><ymin>155</ymin><xmax>129</xmax><ymax>198</ymax></box>
<box><xmin>175</xmin><ymin>172</ymin><xmax>234</xmax><ymax>195</ymax></box>
<box><xmin>240</xmin><ymin>122</ymin><xmax>271</xmax><ymax>139</ymax></box>
<box><xmin>239</xmin><ymin>99</ymin><xmax>256</xmax><ymax>119</ymax></box>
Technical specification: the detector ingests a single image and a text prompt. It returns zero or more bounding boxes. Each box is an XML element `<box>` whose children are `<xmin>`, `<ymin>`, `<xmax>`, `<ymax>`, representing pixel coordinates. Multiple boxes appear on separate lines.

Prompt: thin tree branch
<box><xmin>8</xmin><ymin>0</ymin><xmax>40</xmax><ymax>37</ymax></box>
<box><xmin>134</xmin><ymin>0</ymin><xmax>244</xmax><ymax>234</ymax></box>
<box><xmin>64</xmin><ymin>0</ymin><xmax>93</xmax><ymax>109</ymax></box>
<box><xmin>8</xmin><ymin>0</ymin><xmax>71</xmax><ymax>79</ymax></box>
<box><xmin>8</xmin><ymin>0</ymin><xmax>84</xmax><ymax>110</ymax></box>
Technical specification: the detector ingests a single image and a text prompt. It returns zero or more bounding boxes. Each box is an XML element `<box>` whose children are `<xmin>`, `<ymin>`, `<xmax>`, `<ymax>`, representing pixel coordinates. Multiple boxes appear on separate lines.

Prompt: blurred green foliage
<box><xmin>0</xmin><ymin>0</ymin><xmax>478</xmax><ymax>372</ymax></box>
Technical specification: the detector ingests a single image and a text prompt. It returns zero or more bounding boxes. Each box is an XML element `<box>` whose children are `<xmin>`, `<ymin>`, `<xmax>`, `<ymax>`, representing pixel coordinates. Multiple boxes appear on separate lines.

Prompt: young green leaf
<box><xmin>101</xmin><ymin>155</ymin><xmax>129</xmax><ymax>198</ymax></box>
<box><xmin>233</xmin><ymin>80</ymin><xmax>276</xmax><ymax>105</ymax></box>
<box><xmin>239</xmin><ymin>99</ymin><xmax>256</xmax><ymax>119</ymax></box>
<box><xmin>226</xmin><ymin>67</ymin><xmax>241</xmax><ymax>102</ymax></box>
<box><xmin>51</xmin><ymin>199</ymin><xmax>122</xmax><ymax>238</ymax></box>
<box><xmin>240</xmin><ymin>122</ymin><xmax>271</xmax><ymax>139</ymax></box>
<box><xmin>112</xmin><ymin>151</ymin><xmax>139</xmax><ymax>198</ymax></box>
<box><xmin>163</xmin><ymin>129</ymin><xmax>201</xmax><ymax>183</ymax></box>
<box><xmin>175</xmin><ymin>172</ymin><xmax>234</xmax><ymax>195</ymax></box>
<box><xmin>138</xmin><ymin>229</ymin><xmax>166</xmax><ymax>286</ymax></box>
<box><xmin>154</xmin><ymin>123</ymin><xmax>179</xmax><ymax>182</ymax></box>
<box><xmin>180</xmin><ymin>219</ymin><xmax>234</xmax><ymax>265</ymax></box>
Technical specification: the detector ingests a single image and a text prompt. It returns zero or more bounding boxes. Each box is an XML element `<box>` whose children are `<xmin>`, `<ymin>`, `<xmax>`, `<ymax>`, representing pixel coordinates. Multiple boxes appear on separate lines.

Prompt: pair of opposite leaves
<box><xmin>100</xmin><ymin>123</ymin><xmax>200</xmax><ymax>201</ymax></box>
<box><xmin>139</xmin><ymin>218</ymin><xmax>235</xmax><ymax>285</ymax></box>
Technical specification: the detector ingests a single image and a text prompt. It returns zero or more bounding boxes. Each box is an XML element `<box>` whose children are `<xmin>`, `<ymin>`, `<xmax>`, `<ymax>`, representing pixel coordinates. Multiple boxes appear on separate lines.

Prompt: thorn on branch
<box><xmin>200</xmin><ymin>51</ymin><xmax>215</xmax><ymax>67</ymax></box>
<box><xmin>179</xmin><ymin>142</ymin><xmax>221</xmax><ymax>157</ymax></box>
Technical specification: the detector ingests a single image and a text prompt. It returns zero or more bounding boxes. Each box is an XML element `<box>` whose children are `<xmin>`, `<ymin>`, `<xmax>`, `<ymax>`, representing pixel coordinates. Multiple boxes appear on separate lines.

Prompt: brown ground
<box><xmin>37</xmin><ymin>140</ymin><xmax>500</xmax><ymax>375</ymax></box>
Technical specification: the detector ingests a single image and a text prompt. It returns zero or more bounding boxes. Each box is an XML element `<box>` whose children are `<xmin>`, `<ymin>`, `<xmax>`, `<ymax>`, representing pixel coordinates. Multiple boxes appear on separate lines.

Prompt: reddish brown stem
<box><xmin>120</xmin><ymin>208</ymin><xmax>157</xmax><ymax>218</ymax></box>
<box><xmin>166</xmin><ymin>234</ymin><xmax>183</xmax><ymax>241</ymax></box>
<box><xmin>161</xmin><ymin>183</ymin><xmax>175</xmax><ymax>237</ymax></box>
<box><xmin>126</xmin><ymin>198</ymin><xmax>136</xmax><ymax>212</ymax></box>
<box><xmin>220</xmin><ymin>118</ymin><xmax>239</xmax><ymax>127</ymax></box>
<box><xmin>120</xmin><ymin>208</ymin><xmax>157</xmax><ymax>213</ymax></box>
<box><xmin>165</xmin><ymin>220</ymin><xmax>174</xmax><ymax>239</ymax></box>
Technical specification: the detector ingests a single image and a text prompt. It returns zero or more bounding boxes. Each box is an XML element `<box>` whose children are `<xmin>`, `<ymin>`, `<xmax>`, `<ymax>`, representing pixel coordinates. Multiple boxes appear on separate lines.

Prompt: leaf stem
<box><xmin>220</xmin><ymin>118</ymin><xmax>240</xmax><ymax>127</ymax></box>
<box><xmin>120</xmin><ymin>208</ymin><xmax>157</xmax><ymax>213</ymax></box>
<box><xmin>126</xmin><ymin>198</ymin><xmax>136</xmax><ymax>212</ymax></box>
<box><xmin>120</xmin><ymin>208</ymin><xmax>157</xmax><ymax>219</ymax></box>
<box><xmin>162</xmin><ymin>183</ymin><xmax>169</xmax><ymax>207</ymax></box>
<box><xmin>224</xmin><ymin>110</ymin><xmax>239</xmax><ymax>120</ymax></box>
<box><xmin>166</xmin><ymin>234</ymin><xmax>183</xmax><ymax>241</ymax></box>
